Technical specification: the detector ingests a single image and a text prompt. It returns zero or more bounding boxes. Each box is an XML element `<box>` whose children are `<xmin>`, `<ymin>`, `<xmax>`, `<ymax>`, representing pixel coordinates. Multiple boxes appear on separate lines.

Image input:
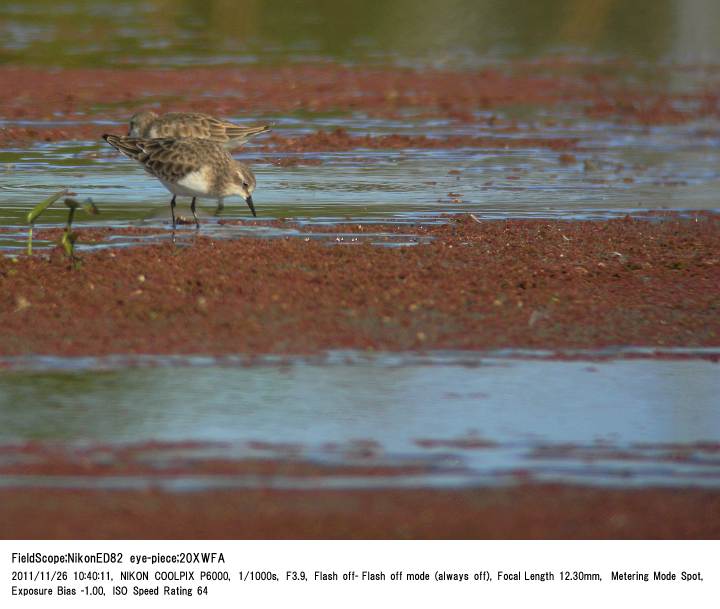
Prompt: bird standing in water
<box><xmin>103</xmin><ymin>134</ymin><xmax>256</xmax><ymax>229</ymax></box>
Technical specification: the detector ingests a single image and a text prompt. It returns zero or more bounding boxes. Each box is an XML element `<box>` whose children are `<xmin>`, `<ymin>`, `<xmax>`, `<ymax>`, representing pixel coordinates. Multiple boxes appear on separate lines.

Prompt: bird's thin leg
<box><xmin>191</xmin><ymin>197</ymin><xmax>200</xmax><ymax>229</ymax></box>
<box><xmin>170</xmin><ymin>195</ymin><xmax>177</xmax><ymax>229</ymax></box>
<box><xmin>214</xmin><ymin>198</ymin><xmax>224</xmax><ymax>217</ymax></box>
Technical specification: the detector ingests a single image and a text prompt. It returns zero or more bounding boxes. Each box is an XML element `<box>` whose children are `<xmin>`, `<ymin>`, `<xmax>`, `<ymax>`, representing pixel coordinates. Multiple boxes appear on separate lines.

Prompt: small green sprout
<box><xmin>26</xmin><ymin>190</ymin><xmax>100</xmax><ymax>260</ymax></box>
<box><xmin>26</xmin><ymin>189</ymin><xmax>69</xmax><ymax>255</ymax></box>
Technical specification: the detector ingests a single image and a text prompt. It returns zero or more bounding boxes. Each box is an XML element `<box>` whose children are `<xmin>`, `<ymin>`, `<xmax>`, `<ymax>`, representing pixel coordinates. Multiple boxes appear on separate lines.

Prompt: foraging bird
<box><xmin>128</xmin><ymin>111</ymin><xmax>271</xmax><ymax>148</ymax></box>
<box><xmin>103</xmin><ymin>134</ymin><xmax>256</xmax><ymax>229</ymax></box>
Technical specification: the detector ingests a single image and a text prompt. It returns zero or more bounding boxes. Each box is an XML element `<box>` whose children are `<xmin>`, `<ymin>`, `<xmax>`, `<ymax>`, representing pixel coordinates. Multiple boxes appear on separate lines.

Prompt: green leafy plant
<box><xmin>26</xmin><ymin>190</ymin><xmax>99</xmax><ymax>258</ymax></box>
<box><xmin>26</xmin><ymin>189</ymin><xmax>68</xmax><ymax>255</ymax></box>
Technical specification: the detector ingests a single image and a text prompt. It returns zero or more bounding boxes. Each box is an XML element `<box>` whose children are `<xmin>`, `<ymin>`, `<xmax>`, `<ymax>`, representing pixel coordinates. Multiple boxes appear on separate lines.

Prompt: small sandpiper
<box><xmin>103</xmin><ymin>134</ymin><xmax>256</xmax><ymax>228</ymax></box>
<box><xmin>128</xmin><ymin>111</ymin><xmax>271</xmax><ymax>148</ymax></box>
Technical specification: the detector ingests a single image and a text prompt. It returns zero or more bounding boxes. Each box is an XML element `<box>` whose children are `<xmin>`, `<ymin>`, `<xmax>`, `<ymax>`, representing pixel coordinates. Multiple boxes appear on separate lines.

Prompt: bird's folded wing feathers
<box><xmin>102</xmin><ymin>134</ymin><xmax>149</xmax><ymax>159</ymax></box>
<box><xmin>102</xmin><ymin>135</ymin><xmax>204</xmax><ymax>180</ymax></box>
<box><xmin>103</xmin><ymin>134</ymin><xmax>178</xmax><ymax>159</ymax></box>
<box><xmin>199</xmin><ymin>117</ymin><xmax>271</xmax><ymax>145</ymax></box>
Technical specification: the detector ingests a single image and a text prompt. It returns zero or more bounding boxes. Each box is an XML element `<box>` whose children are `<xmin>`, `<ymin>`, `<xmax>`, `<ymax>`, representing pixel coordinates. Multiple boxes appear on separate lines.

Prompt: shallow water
<box><xmin>1</xmin><ymin>352</ymin><xmax>718</xmax><ymax>490</ymax></box>
<box><xmin>1</xmin><ymin>113</ymin><xmax>720</xmax><ymax>252</ymax></box>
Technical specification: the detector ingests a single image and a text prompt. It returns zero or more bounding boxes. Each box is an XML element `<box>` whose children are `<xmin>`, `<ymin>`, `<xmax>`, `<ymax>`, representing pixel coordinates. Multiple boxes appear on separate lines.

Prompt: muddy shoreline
<box><xmin>2</xmin><ymin>485</ymin><xmax>718</xmax><ymax>539</ymax></box>
<box><xmin>1</xmin><ymin>214</ymin><xmax>718</xmax><ymax>358</ymax></box>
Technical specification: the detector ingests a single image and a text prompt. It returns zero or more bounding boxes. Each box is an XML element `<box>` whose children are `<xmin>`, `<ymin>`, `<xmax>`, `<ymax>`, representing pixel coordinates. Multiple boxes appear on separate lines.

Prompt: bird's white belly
<box><xmin>160</xmin><ymin>168</ymin><xmax>216</xmax><ymax>199</ymax></box>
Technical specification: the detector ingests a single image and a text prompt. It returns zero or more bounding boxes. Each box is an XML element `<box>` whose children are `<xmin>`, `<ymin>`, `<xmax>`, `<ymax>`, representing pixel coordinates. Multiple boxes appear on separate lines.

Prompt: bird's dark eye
<box><xmin>242</xmin><ymin>182</ymin><xmax>249</xmax><ymax>188</ymax></box>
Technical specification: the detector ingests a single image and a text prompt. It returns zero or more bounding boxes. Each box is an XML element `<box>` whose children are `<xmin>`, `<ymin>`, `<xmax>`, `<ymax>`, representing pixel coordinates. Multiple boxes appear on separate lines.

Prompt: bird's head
<box><xmin>232</xmin><ymin>162</ymin><xmax>257</xmax><ymax>217</ymax></box>
<box><xmin>128</xmin><ymin>111</ymin><xmax>159</xmax><ymax>137</ymax></box>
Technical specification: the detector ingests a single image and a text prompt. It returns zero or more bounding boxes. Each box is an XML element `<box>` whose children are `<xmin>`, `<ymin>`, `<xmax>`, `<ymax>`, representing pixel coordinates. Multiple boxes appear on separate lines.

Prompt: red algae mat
<box><xmin>2</xmin><ymin>439</ymin><xmax>719</xmax><ymax>539</ymax></box>
<box><xmin>2</xmin><ymin>486</ymin><xmax>719</xmax><ymax>539</ymax></box>
<box><xmin>1</xmin><ymin>214</ymin><xmax>718</xmax><ymax>357</ymax></box>
<box><xmin>1</xmin><ymin>62</ymin><xmax>719</xmax><ymax>147</ymax></box>
<box><xmin>0</xmin><ymin>64</ymin><xmax>583</xmax><ymax>122</ymax></box>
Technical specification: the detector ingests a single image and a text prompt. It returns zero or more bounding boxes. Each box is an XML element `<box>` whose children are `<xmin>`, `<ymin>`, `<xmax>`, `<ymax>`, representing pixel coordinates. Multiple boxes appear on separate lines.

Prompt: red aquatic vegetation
<box><xmin>0</xmin><ymin>214</ymin><xmax>718</xmax><ymax>357</ymax></box>
<box><xmin>1</xmin><ymin>61</ymin><xmax>718</xmax><ymax>148</ymax></box>
<box><xmin>1</xmin><ymin>485</ymin><xmax>719</xmax><ymax>539</ymax></box>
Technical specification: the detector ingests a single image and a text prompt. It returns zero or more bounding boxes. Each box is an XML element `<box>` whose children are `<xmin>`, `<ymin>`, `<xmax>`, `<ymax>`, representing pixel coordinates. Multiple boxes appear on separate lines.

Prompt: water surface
<box><xmin>1</xmin><ymin>353</ymin><xmax>718</xmax><ymax>490</ymax></box>
<box><xmin>2</xmin><ymin>113</ymin><xmax>719</xmax><ymax>252</ymax></box>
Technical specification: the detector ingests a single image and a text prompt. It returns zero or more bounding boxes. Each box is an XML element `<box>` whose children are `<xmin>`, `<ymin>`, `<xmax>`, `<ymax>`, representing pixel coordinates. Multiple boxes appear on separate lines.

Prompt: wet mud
<box><xmin>2</xmin><ymin>485</ymin><xmax>718</xmax><ymax>539</ymax></box>
<box><xmin>1</xmin><ymin>214</ymin><xmax>718</xmax><ymax>357</ymax></box>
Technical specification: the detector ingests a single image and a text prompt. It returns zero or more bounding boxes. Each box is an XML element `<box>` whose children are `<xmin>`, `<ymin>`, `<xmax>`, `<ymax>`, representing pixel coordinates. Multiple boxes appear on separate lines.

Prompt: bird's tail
<box><xmin>224</xmin><ymin>123</ymin><xmax>273</xmax><ymax>147</ymax></box>
<box><xmin>102</xmin><ymin>134</ymin><xmax>146</xmax><ymax>160</ymax></box>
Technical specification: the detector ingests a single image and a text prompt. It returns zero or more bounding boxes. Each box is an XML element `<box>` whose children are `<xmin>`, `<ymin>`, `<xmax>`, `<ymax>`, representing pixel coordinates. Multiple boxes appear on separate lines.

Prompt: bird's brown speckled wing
<box><xmin>146</xmin><ymin>112</ymin><xmax>271</xmax><ymax>146</ymax></box>
<box><xmin>103</xmin><ymin>135</ymin><xmax>231</xmax><ymax>183</ymax></box>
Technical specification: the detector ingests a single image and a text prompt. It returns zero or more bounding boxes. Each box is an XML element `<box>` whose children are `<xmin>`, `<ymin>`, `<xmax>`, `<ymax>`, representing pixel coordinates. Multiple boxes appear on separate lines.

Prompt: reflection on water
<box><xmin>0</xmin><ymin>354</ymin><xmax>719</xmax><ymax>488</ymax></box>
<box><xmin>2</xmin><ymin>0</ymin><xmax>720</xmax><ymax>67</ymax></box>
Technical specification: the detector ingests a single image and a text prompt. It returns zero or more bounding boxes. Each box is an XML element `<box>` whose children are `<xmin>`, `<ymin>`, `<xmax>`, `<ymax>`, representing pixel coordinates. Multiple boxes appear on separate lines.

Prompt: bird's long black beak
<box><xmin>245</xmin><ymin>195</ymin><xmax>256</xmax><ymax>217</ymax></box>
